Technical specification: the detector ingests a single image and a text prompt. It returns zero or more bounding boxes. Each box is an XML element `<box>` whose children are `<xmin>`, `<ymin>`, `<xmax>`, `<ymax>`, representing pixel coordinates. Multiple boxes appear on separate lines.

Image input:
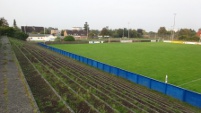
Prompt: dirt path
<box><xmin>0</xmin><ymin>36</ymin><xmax>39</xmax><ymax>113</ymax></box>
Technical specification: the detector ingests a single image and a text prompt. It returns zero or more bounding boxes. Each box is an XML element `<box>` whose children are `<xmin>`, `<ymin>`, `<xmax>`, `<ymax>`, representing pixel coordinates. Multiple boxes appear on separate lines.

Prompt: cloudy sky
<box><xmin>0</xmin><ymin>0</ymin><xmax>201</xmax><ymax>32</ymax></box>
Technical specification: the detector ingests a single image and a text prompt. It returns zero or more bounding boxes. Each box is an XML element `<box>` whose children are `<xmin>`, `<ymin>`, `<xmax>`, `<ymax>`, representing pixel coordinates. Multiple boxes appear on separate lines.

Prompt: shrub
<box><xmin>0</xmin><ymin>27</ymin><xmax>28</xmax><ymax>40</ymax></box>
<box><xmin>54</xmin><ymin>37</ymin><xmax>61</xmax><ymax>42</ymax></box>
<box><xmin>178</xmin><ymin>35</ymin><xmax>187</xmax><ymax>40</ymax></box>
<box><xmin>13</xmin><ymin>30</ymin><xmax>29</xmax><ymax>41</ymax></box>
<box><xmin>179</xmin><ymin>35</ymin><xmax>200</xmax><ymax>41</ymax></box>
<box><xmin>64</xmin><ymin>36</ymin><xmax>75</xmax><ymax>41</ymax></box>
<box><xmin>191</xmin><ymin>36</ymin><xmax>200</xmax><ymax>41</ymax></box>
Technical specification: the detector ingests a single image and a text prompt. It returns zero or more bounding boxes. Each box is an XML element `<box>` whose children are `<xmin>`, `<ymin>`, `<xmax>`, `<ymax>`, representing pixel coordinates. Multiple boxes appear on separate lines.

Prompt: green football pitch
<box><xmin>51</xmin><ymin>42</ymin><xmax>201</xmax><ymax>93</ymax></box>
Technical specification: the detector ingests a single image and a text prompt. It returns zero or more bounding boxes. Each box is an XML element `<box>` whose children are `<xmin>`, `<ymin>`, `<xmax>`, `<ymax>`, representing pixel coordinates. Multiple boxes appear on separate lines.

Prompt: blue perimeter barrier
<box><xmin>38</xmin><ymin>43</ymin><xmax>201</xmax><ymax>109</ymax></box>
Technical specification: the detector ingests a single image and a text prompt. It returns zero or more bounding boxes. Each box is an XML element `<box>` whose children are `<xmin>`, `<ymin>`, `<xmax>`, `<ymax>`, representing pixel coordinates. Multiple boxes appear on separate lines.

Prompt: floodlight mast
<box><xmin>172</xmin><ymin>13</ymin><xmax>176</xmax><ymax>40</ymax></box>
<box><xmin>123</xmin><ymin>28</ymin><xmax>124</xmax><ymax>38</ymax></box>
<box><xmin>128</xmin><ymin>22</ymin><xmax>130</xmax><ymax>38</ymax></box>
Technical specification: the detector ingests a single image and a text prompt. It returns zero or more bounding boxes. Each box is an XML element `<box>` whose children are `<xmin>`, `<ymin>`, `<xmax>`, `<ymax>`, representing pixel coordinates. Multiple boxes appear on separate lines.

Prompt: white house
<box><xmin>26</xmin><ymin>34</ymin><xmax>56</xmax><ymax>41</ymax></box>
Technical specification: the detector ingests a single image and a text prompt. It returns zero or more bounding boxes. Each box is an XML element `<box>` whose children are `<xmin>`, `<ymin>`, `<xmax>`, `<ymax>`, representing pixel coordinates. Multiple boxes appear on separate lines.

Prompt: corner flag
<box><xmin>165</xmin><ymin>75</ymin><xmax>168</xmax><ymax>83</ymax></box>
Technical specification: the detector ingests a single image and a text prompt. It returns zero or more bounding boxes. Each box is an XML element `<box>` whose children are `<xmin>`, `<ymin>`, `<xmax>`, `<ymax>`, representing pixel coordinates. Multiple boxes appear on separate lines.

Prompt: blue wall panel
<box><xmin>74</xmin><ymin>54</ymin><xmax>77</xmax><ymax>60</ymax></box>
<box><xmin>97</xmin><ymin>62</ymin><xmax>104</xmax><ymax>70</ymax></box>
<box><xmin>50</xmin><ymin>46</ymin><xmax>52</xmax><ymax>50</ymax></box>
<box><xmin>79</xmin><ymin>56</ymin><xmax>84</xmax><ymax>63</ymax></box>
<box><xmin>51</xmin><ymin>47</ymin><xmax>54</xmax><ymax>51</ymax></box>
<box><xmin>62</xmin><ymin>50</ymin><xmax>65</xmax><ymax>55</ymax></box>
<box><xmin>92</xmin><ymin>60</ymin><xmax>98</xmax><ymax>68</ymax></box>
<box><xmin>103</xmin><ymin>64</ymin><xmax>110</xmax><ymax>73</ymax></box>
<box><xmin>151</xmin><ymin>80</ymin><xmax>166</xmax><ymax>94</ymax></box>
<box><xmin>83</xmin><ymin>57</ymin><xmax>88</xmax><ymax>64</ymax></box>
<box><xmin>60</xmin><ymin>50</ymin><xmax>63</xmax><ymax>55</ymax></box>
<box><xmin>72</xmin><ymin>54</ymin><xmax>75</xmax><ymax>59</ymax></box>
<box><xmin>166</xmin><ymin>85</ymin><xmax>184</xmax><ymax>101</ymax></box>
<box><xmin>69</xmin><ymin>53</ymin><xmax>73</xmax><ymax>58</ymax></box>
<box><xmin>65</xmin><ymin>52</ymin><xmax>69</xmax><ymax>57</ymax></box>
<box><xmin>54</xmin><ymin>48</ymin><xmax>57</xmax><ymax>52</ymax></box>
<box><xmin>74</xmin><ymin>54</ymin><xmax>78</xmax><ymax>60</ymax></box>
<box><xmin>68</xmin><ymin>53</ymin><xmax>71</xmax><ymax>58</ymax></box>
<box><xmin>185</xmin><ymin>91</ymin><xmax>201</xmax><ymax>108</ymax></box>
<box><xmin>138</xmin><ymin>76</ymin><xmax>151</xmax><ymax>88</ymax></box>
<box><xmin>87</xmin><ymin>59</ymin><xmax>93</xmax><ymax>66</ymax></box>
<box><xmin>118</xmin><ymin>69</ymin><xmax>127</xmax><ymax>79</ymax></box>
<box><xmin>111</xmin><ymin>67</ymin><xmax>119</xmax><ymax>75</ymax></box>
<box><xmin>127</xmin><ymin>72</ymin><xmax>138</xmax><ymax>83</ymax></box>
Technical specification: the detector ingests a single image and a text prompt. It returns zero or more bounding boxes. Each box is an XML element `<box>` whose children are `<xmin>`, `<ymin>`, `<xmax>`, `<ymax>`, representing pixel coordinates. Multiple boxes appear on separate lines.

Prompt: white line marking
<box><xmin>178</xmin><ymin>78</ymin><xmax>201</xmax><ymax>86</ymax></box>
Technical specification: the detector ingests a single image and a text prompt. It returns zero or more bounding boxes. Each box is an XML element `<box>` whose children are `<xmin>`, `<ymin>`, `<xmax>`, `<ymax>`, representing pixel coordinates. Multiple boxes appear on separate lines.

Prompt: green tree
<box><xmin>116</xmin><ymin>29</ymin><xmax>123</xmax><ymax>38</ymax></box>
<box><xmin>13</xmin><ymin>19</ymin><xmax>17</xmax><ymax>28</ymax></box>
<box><xmin>111</xmin><ymin>29</ymin><xmax>121</xmax><ymax>38</ymax></box>
<box><xmin>89</xmin><ymin>30</ymin><xmax>99</xmax><ymax>38</ymax></box>
<box><xmin>158</xmin><ymin>27</ymin><xmax>167</xmax><ymax>37</ymax></box>
<box><xmin>137</xmin><ymin>29</ymin><xmax>143</xmax><ymax>38</ymax></box>
<box><xmin>148</xmin><ymin>31</ymin><xmax>157</xmax><ymax>38</ymax></box>
<box><xmin>0</xmin><ymin>17</ymin><xmax>28</xmax><ymax>40</ymax></box>
<box><xmin>84</xmin><ymin>22</ymin><xmax>89</xmax><ymax>31</ymax></box>
<box><xmin>130</xmin><ymin>29</ymin><xmax>138</xmax><ymax>38</ymax></box>
<box><xmin>178</xmin><ymin>29</ymin><xmax>198</xmax><ymax>41</ymax></box>
<box><xmin>61</xmin><ymin>30</ymin><xmax>64</xmax><ymax>36</ymax></box>
<box><xmin>178</xmin><ymin>29</ymin><xmax>196</xmax><ymax>37</ymax></box>
<box><xmin>100</xmin><ymin>27</ymin><xmax>109</xmax><ymax>37</ymax></box>
<box><xmin>64</xmin><ymin>36</ymin><xmax>75</xmax><ymax>41</ymax></box>
<box><xmin>13</xmin><ymin>29</ymin><xmax>29</xmax><ymax>40</ymax></box>
<box><xmin>0</xmin><ymin>17</ymin><xmax>9</xmax><ymax>27</ymax></box>
<box><xmin>0</xmin><ymin>27</ymin><xmax>28</xmax><ymax>40</ymax></box>
<box><xmin>0</xmin><ymin>27</ymin><xmax>15</xmax><ymax>36</ymax></box>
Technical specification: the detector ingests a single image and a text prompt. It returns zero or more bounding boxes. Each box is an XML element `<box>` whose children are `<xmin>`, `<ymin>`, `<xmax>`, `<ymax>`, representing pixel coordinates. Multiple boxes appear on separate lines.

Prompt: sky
<box><xmin>0</xmin><ymin>0</ymin><xmax>201</xmax><ymax>32</ymax></box>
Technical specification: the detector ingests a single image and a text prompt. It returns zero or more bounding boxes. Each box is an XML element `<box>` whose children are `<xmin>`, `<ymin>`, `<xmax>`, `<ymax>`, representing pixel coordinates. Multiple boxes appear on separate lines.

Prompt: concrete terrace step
<box><xmin>0</xmin><ymin>36</ymin><xmax>39</xmax><ymax>113</ymax></box>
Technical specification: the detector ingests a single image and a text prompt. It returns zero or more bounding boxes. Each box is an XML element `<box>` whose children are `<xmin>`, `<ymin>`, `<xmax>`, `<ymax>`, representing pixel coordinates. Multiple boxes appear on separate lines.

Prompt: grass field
<box><xmin>51</xmin><ymin>42</ymin><xmax>201</xmax><ymax>93</ymax></box>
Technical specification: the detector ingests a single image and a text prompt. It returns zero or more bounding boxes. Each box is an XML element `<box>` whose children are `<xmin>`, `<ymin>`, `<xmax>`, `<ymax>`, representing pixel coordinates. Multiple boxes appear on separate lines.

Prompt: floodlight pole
<box><xmin>123</xmin><ymin>28</ymin><xmax>124</xmax><ymax>38</ymax></box>
<box><xmin>128</xmin><ymin>22</ymin><xmax>130</xmax><ymax>39</ymax></box>
<box><xmin>172</xmin><ymin>13</ymin><xmax>176</xmax><ymax>40</ymax></box>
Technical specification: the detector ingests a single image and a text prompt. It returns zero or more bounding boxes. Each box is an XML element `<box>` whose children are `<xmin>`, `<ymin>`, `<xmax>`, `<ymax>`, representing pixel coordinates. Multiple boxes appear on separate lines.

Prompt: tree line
<box><xmin>1</xmin><ymin>18</ymin><xmax>200</xmax><ymax>41</ymax></box>
<box><xmin>69</xmin><ymin>22</ymin><xmax>201</xmax><ymax>41</ymax></box>
<box><xmin>157</xmin><ymin>27</ymin><xmax>200</xmax><ymax>41</ymax></box>
<box><xmin>0</xmin><ymin>17</ymin><xmax>28</xmax><ymax>40</ymax></box>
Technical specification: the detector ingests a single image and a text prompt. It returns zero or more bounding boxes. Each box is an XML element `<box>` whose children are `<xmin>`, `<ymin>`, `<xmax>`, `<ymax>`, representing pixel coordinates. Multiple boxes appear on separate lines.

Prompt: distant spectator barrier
<box><xmin>38</xmin><ymin>42</ymin><xmax>201</xmax><ymax>109</ymax></box>
<box><xmin>89</xmin><ymin>41</ymin><xmax>104</xmax><ymax>44</ymax></box>
<box><xmin>120</xmin><ymin>40</ymin><xmax>132</xmax><ymax>43</ymax></box>
<box><xmin>164</xmin><ymin>40</ymin><xmax>201</xmax><ymax>45</ymax></box>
